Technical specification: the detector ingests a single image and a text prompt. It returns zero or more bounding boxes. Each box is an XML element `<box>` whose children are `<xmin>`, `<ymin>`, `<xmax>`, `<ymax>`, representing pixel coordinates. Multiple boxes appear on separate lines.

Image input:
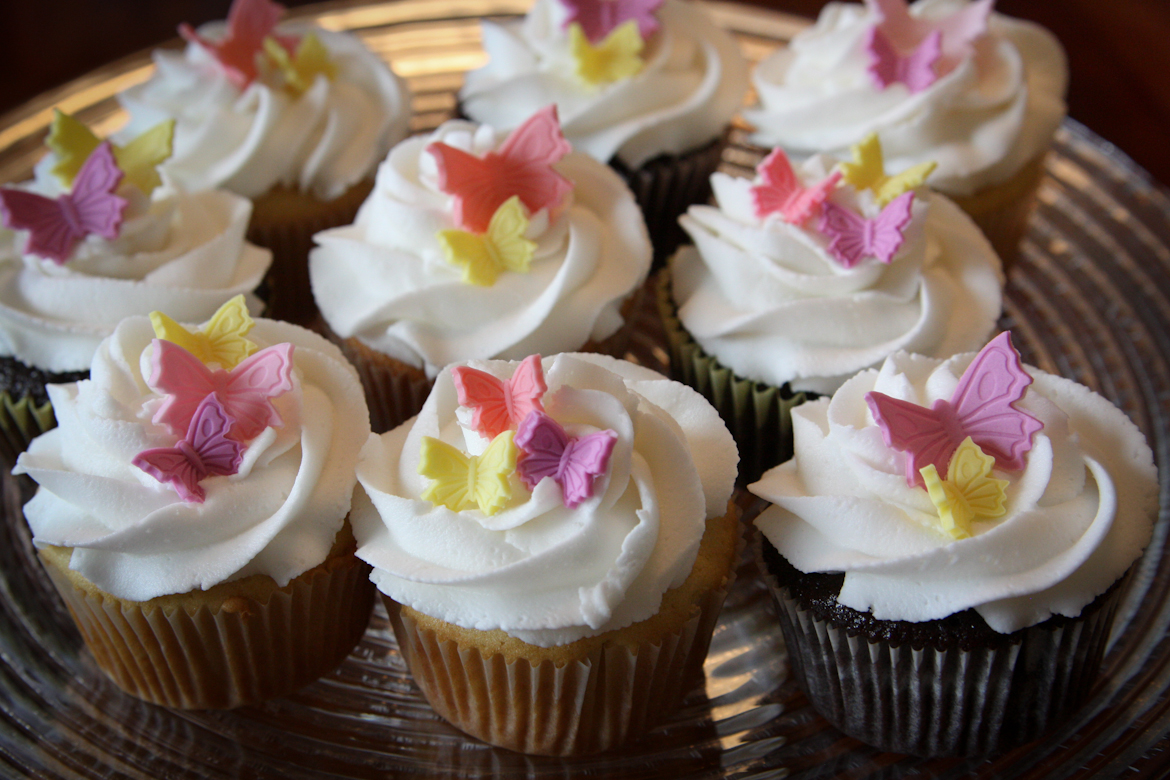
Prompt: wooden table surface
<box><xmin>2</xmin><ymin>0</ymin><xmax>1169</xmax><ymax>189</ymax></box>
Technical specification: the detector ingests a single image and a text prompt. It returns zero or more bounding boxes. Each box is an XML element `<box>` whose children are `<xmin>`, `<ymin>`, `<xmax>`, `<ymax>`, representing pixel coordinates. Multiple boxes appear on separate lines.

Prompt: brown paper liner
<box><xmin>754</xmin><ymin>535</ymin><xmax>1122</xmax><ymax>757</ymax></box>
<box><xmin>39</xmin><ymin>538</ymin><xmax>375</xmax><ymax>709</ymax></box>
<box><xmin>248</xmin><ymin>179</ymin><xmax>374</xmax><ymax>325</ymax></box>
<box><xmin>947</xmin><ymin>154</ymin><xmax>1047</xmax><ymax>272</ymax></box>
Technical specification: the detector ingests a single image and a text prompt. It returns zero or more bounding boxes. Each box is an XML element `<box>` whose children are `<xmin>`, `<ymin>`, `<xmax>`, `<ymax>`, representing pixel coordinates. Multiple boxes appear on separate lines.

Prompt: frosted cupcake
<box><xmin>0</xmin><ymin>113</ymin><xmax>270</xmax><ymax>463</ymax></box>
<box><xmin>750</xmin><ymin>333</ymin><xmax>1158</xmax><ymax>755</ymax></box>
<box><xmin>353</xmin><ymin>352</ymin><xmax>740</xmax><ymax>754</ymax></box>
<box><xmin>310</xmin><ymin>107</ymin><xmax>652</xmax><ymax>433</ymax></box>
<box><xmin>745</xmin><ymin>0</ymin><xmax>1067</xmax><ymax>262</ymax></box>
<box><xmin>661</xmin><ymin>144</ymin><xmax>1002</xmax><ymax>481</ymax></box>
<box><xmin>13</xmin><ymin>301</ymin><xmax>372</xmax><ymax>708</ymax></box>
<box><xmin>460</xmin><ymin>0</ymin><xmax>749</xmax><ymax>264</ymax></box>
<box><xmin>117</xmin><ymin>0</ymin><xmax>411</xmax><ymax>321</ymax></box>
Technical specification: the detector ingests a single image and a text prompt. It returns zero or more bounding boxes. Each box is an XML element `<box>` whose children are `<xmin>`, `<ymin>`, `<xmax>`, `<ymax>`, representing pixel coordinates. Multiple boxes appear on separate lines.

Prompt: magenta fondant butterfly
<box><xmin>180</xmin><ymin>0</ymin><xmax>297</xmax><ymax>89</ymax></box>
<box><xmin>427</xmin><ymin>105</ymin><xmax>573</xmax><ymax>233</ymax></box>
<box><xmin>514</xmin><ymin>411</ymin><xmax>617</xmax><ymax>508</ymax></box>
<box><xmin>867</xmin><ymin>0</ymin><xmax>993</xmax><ymax>75</ymax></box>
<box><xmin>0</xmin><ymin>142</ymin><xmax>127</xmax><ymax>265</ymax></box>
<box><xmin>817</xmin><ymin>190</ymin><xmax>914</xmax><ymax>268</ymax></box>
<box><xmin>559</xmin><ymin>0</ymin><xmax>663</xmax><ymax>44</ymax></box>
<box><xmin>149</xmin><ymin>339</ymin><xmax>295</xmax><ymax>442</ymax></box>
<box><xmin>865</xmin><ymin>26</ymin><xmax>942</xmax><ymax>93</ymax></box>
<box><xmin>133</xmin><ymin>393</ymin><xmax>245</xmax><ymax>503</ymax></box>
<box><xmin>452</xmin><ymin>354</ymin><xmax>547</xmax><ymax>440</ymax></box>
<box><xmin>866</xmin><ymin>332</ymin><xmax>1044</xmax><ymax>487</ymax></box>
<box><xmin>750</xmin><ymin>147</ymin><xmax>842</xmax><ymax>224</ymax></box>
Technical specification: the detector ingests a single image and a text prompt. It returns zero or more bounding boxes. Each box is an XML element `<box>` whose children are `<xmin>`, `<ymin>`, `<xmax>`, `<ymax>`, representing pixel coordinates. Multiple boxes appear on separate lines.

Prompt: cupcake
<box><xmin>12</xmin><ymin>300</ymin><xmax>373</xmax><ymax>708</ymax></box>
<box><xmin>749</xmin><ymin>333</ymin><xmax>1158</xmax><ymax>756</ymax></box>
<box><xmin>744</xmin><ymin>0</ymin><xmax>1067</xmax><ymax>263</ymax></box>
<box><xmin>459</xmin><ymin>0</ymin><xmax>749</xmax><ymax>264</ymax></box>
<box><xmin>310</xmin><ymin>107</ymin><xmax>652</xmax><ymax>433</ymax></box>
<box><xmin>353</xmin><ymin>351</ymin><xmax>740</xmax><ymax>754</ymax></box>
<box><xmin>116</xmin><ymin>0</ymin><xmax>411</xmax><ymax>322</ymax></box>
<box><xmin>661</xmin><ymin>144</ymin><xmax>1002</xmax><ymax>482</ymax></box>
<box><xmin>0</xmin><ymin>112</ymin><xmax>271</xmax><ymax>463</ymax></box>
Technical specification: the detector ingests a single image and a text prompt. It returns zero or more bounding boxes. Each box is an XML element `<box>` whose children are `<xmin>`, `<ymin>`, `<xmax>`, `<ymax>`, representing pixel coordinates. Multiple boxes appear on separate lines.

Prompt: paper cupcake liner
<box><xmin>948</xmin><ymin>154</ymin><xmax>1047</xmax><ymax>272</ymax></box>
<box><xmin>41</xmin><ymin>547</ymin><xmax>375</xmax><ymax>709</ymax></box>
<box><xmin>656</xmin><ymin>271</ymin><xmax>809</xmax><ymax>484</ymax></box>
<box><xmin>331</xmin><ymin>335</ymin><xmax>434</xmax><ymax>435</ymax></box>
<box><xmin>0</xmin><ymin>392</ymin><xmax>57</xmax><ymax>467</ymax></box>
<box><xmin>754</xmin><ymin>536</ymin><xmax>1122</xmax><ymax>757</ymax></box>
<box><xmin>248</xmin><ymin>179</ymin><xmax>374</xmax><ymax>325</ymax></box>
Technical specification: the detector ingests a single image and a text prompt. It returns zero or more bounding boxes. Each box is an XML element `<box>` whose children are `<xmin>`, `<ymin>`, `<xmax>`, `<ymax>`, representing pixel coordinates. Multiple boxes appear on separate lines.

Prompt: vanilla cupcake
<box><xmin>354</xmin><ymin>352</ymin><xmax>739</xmax><ymax>754</ymax></box>
<box><xmin>13</xmin><ymin>303</ymin><xmax>372</xmax><ymax>708</ymax></box>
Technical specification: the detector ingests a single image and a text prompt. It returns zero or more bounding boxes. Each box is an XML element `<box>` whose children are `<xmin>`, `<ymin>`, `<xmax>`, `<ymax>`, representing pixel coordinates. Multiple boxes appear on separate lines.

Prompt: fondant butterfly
<box><xmin>867</xmin><ymin>0</ymin><xmax>993</xmax><ymax>76</ymax></box>
<box><xmin>438</xmin><ymin>196</ymin><xmax>537</xmax><ymax>286</ymax></box>
<box><xmin>560</xmin><ymin>0</ymin><xmax>663</xmax><ymax>44</ymax></box>
<box><xmin>427</xmin><ymin>105</ymin><xmax>573</xmax><ymax>234</ymax></box>
<box><xmin>452</xmin><ymin>354</ymin><xmax>547</xmax><ymax>440</ymax></box>
<box><xmin>514</xmin><ymin>411</ymin><xmax>617</xmax><ymax>508</ymax></box>
<box><xmin>150</xmin><ymin>295</ymin><xmax>258</xmax><ymax>369</ymax></box>
<box><xmin>180</xmin><ymin>0</ymin><xmax>297</xmax><ymax>89</ymax></box>
<box><xmin>0</xmin><ymin>142</ymin><xmax>127</xmax><ymax>265</ymax></box>
<box><xmin>132</xmin><ymin>393</ymin><xmax>244</xmax><ymax>503</ymax></box>
<box><xmin>262</xmin><ymin>31</ymin><xmax>337</xmax><ymax>97</ymax></box>
<box><xmin>840</xmin><ymin>133</ymin><xmax>936</xmax><ymax>207</ymax></box>
<box><xmin>919</xmin><ymin>436</ymin><xmax>1008</xmax><ymax>540</ymax></box>
<box><xmin>866</xmin><ymin>332</ymin><xmax>1044</xmax><ymax>487</ymax></box>
<box><xmin>149</xmin><ymin>339</ymin><xmax>295</xmax><ymax>442</ymax></box>
<box><xmin>569</xmin><ymin>21</ymin><xmax>645</xmax><ymax>87</ymax></box>
<box><xmin>817</xmin><ymin>190</ymin><xmax>914</xmax><ymax>268</ymax></box>
<box><xmin>419</xmin><ymin>431</ymin><xmax>518</xmax><ymax>516</ymax></box>
<box><xmin>47</xmin><ymin>110</ymin><xmax>174</xmax><ymax>197</ymax></box>
<box><xmin>865</xmin><ymin>26</ymin><xmax>942</xmax><ymax>93</ymax></box>
<box><xmin>751</xmin><ymin>147</ymin><xmax>842</xmax><ymax>224</ymax></box>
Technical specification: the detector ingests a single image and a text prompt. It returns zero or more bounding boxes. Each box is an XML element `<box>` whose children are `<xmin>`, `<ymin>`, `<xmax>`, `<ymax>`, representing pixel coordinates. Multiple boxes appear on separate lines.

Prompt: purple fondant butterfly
<box><xmin>132</xmin><ymin>393</ymin><xmax>244</xmax><ymax>503</ymax></box>
<box><xmin>866</xmin><ymin>332</ymin><xmax>1044</xmax><ymax>487</ymax></box>
<box><xmin>514</xmin><ymin>411</ymin><xmax>617</xmax><ymax>508</ymax></box>
<box><xmin>865</xmin><ymin>26</ymin><xmax>942</xmax><ymax>93</ymax></box>
<box><xmin>817</xmin><ymin>190</ymin><xmax>914</xmax><ymax>268</ymax></box>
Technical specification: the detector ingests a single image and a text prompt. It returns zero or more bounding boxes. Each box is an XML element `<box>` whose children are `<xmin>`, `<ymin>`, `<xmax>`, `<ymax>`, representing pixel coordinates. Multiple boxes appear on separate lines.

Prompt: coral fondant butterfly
<box><xmin>132</xmin><ymin>393</ymin><xmax>245</xmax><ymax>503</ymax></box>
<box><xmin>419</xmin><ymin>431</ymin><xmax>518</xmax><ymax>516</ymax></box>
<box><xmin>569</xmin><ymin>21</ymin><xmax>645</xmax><ymax>88</ymax></box>
<box><xmin>438</xmin><ymin>196</ymin><xmax>537</xmax><ymax>286</ymax></box>
<box><xmin>514</xmin><ymin>411</ymin><xmax>617</xmax><ymax>508</ymax></box>
<box><xmin>817</xmin><ymin>190</ymin><xmax>914</xmax><ymax>268</ymax></box>
<box><xmin>866</xmin><ymin>332</ymin><xmax>1044</xmax><ymax>487</ymax></box>
<box><xmin>919</xmin><ymin>436</ymin><xmax>1008</xmax><ymax>540</ymax></box>
<box><xmin>262</xmin><ymin>31</ymin><xmax>337</xmax><ymax>96</ymax></box>
<box><xmin>427</xmin><ymin>105</ymin><xmax>573</xmax><ymax>234</ymax></box>
<box><xmin>47</xmin><ymin>110</ymin><xmax>174</xmax><ymax>197</ymax></box>
<box><xmin>865</xmin><ymin>26</ymin><xmax>941</xmax><ymax>93</ymax></box>
<box><xmin>0</xmin><ymin>142</ymin><xmax>127</xmax><ymax>265</ymax></box>
<box><xmin>150</xmin><ymin>295</ymin><xmax>258</xmax><ymax>369</ymax></box>
<box><xmin>840</xmin><ymin>133</ymin><xmax>936</xmax><ymax>207</ymax></box>
<box><xmin>866</xmin><ymin>0</ymin><xmax>993</xmax><ymax>76</ymax></box>
<box><xmin>149</xmin><ymin>339</ymin><xmax>295</xmax><ymax>442</ymax></box>
<box><xmin>180</xmin><ymin>0</ymin><xmax>297</xmax><ymax>89</ymax></box>
<box><xmin>452</xmin><ymin>354</ymin><xmax>547</xmax><ymax>440</ymax></box>
<box><xmin>751</xmin><ymin>147</ymin><xmax>842</xmax><ymax>224</ymax></box>
<box><xmin>560</xmin><ymin>0</ymin><xmax>663</xmax><ymax>44</ymax></box>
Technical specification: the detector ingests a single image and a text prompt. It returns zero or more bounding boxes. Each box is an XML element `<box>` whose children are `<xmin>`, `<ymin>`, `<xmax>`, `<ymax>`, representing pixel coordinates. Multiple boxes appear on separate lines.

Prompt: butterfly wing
<box><xmin>132</xmin><ymin>447</ymin><xmax>206</xmax><ymax>503</ymax></box>
<box><xmin>419</xmin><ymin>436</ymin><xmax>473</xmax><ymax>512</ymax></box>
<box><xmin>876</xmin><ymin>161</ymin><xmax>936</xmax><ymax>206</ymax></box>
<box><xmin>180</xmin><ymin>0</ymin><xmax>285</xmax><ymax>88</ymax></box>
<box><xmin>486</xmin><ymin>196</ymin><xmax>536</xmax><ymax>275</ymax></box>
<box><xmin>427</xmin><ymin>142</ymin><xmax>505</xmax><ymax>234</ymax></box>
<box><xmin>866</xmin><ymin>190</ymin><xmax>915</xmax><ymax>263</ymax></box>
<box><xmin>68</xmin><ymin>143</ymin><xmax>127</xmax><ymax>241</ymax></box>
<box><xmin>150</xmin><ymin>339</ymin><xmax>219</xmax><ymax>437</ymax></box>
<box><xmin>452</xmin><ymin>366</ymin><xmax>510</xmax><ymax>439</ymax></box>
<box><xmin>866</xmin><ymin>26</ymin><xmax>940</xmax><ymax>94</ymax></box>
<box><xmin>151</xmin><ymin>311</ymin><xmax>210</xmax><ymax>360</ymax></box>
<box><xmin>46</xmin><ymin>110</ymin><xmax>101</xmax><ymax>188</ymax></box>
<box><xmin>514</xmin><ymin>411</ymin><xmax>568</xmax><ymax>491</ymax></box>
<box><xmin>200</xmin><ymin>294</ymin><xmax>258</xmax><ymax>368</ymax></box>
<box><xmin>495</xmin><ymin>105</ymin><xmax>573</xmax><ymax>216</ymax></box>
<box><xmin>439</xmin><ymin>228</ymin><xmax>501</xmax><ymax>286</ymax></box>
<box><xmin>817</xmin><ymin>201</ymin><xmax>869</xmax><ymax>269</ymax></box>
<box><xmin>0</xmin><ymin>189</ymin><xmax>82</xmax><ymax>265</ymax></box>
<box><xmin>504</xmin><ymin>354</ymin><xmax>547</xmax><ymax>426</ymax></box>
<box><xmin>558</xmin><ymin>429</ymin><xmax>617</xmax><ymax>507</ymax></box>
<box><xmin>751</xmin><ymin>148</ymin><xmax>800</xmax><ymax>221</ymax></box>
<box><xmin>188</xmin><ymin>394</ymin><xmax>244</xmax><ymax>477</ymax></box>
<box><xmin>220</xmin><ymin>342</ymin><xmax>296</xmax><ymax>441</ymax></box>
<box><xmin>114</xmin><ymin>119</ymin><xmax>175</xmax><ymax>196</ymax></box>
<box><xmin>471</xmin><ymin>431</ymin><xmax>518</xmax><ymax>515</ymax></box>
<box><xmin>571</xmin><ymin>21</ymin><xmax>645</xmax><ymax>87</ymax></box>
<box><xmin>840</xmin><ymin>132</ymin><xmax>885</xmax><ymax>194</ymax></box>
<box><xmin>947</xmin><ymin>437</ymin><xmax>1008</xmax><ymax>519</ymax></box>
<box><xmin>866</xmin><ymin>390</ymin><xmax>959</xmax><ymax>486</ymax></box>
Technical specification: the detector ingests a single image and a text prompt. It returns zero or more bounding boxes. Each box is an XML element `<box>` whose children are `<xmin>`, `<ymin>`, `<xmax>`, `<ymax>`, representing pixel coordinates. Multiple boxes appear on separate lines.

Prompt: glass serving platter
<box><xmin>1</xmin><ymin>1</ymin><xmax>1169</xmax><ymax>777</ymax></box>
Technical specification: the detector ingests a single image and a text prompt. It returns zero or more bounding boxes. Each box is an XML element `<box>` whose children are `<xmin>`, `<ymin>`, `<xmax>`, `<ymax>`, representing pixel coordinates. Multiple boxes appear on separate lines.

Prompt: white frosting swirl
<box><xmin>117</xmin><ymin>24</ymin><xmax>411</xmax><ymax>200</ymax></box>
<box><xmin>353</xmin><ymin>352</ymin><xmax>738</xmax><ymax>646</ymax></box>
<box><xmin>750</xmin><ymin>349</ymin><xmax>1158</xmax><ymax>633</ymax></box>
<box><xmin>670</xmin><ymin>156</ymin><xmax>1003</xmax><ymax>395</ymax></box>
<box><xmin>460</xmin><ymin>0</ymin><xmax>749</xmax><ymax>168</ymax></box>
<box><xmin>13</xmin><ymin>316</ymin><xmax>371</xmax><ymax>601</ymax></box>
<box><xmin>310</xmin><ymin>120</ymin><xmax>651</xmax><ymax>379</ymax></box>
<box><xmin>744</xmin><ymin>0</ymin><xmax>1067</xmax><ymax>196</ymax></box>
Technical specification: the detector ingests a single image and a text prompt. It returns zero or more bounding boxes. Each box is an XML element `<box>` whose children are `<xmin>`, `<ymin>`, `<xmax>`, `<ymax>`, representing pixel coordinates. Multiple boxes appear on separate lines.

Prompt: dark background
<box><xmin>2</xmin><ymin>1</ymin><xmax>1168</xmax><ymax>186</ymax></box>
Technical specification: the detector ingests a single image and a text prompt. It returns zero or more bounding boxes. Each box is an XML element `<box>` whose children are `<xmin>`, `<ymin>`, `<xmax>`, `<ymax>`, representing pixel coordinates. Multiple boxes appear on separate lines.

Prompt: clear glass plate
<box><xmin>1</xmin><ymin>2</ymin><xmax>1169</xmax><ymax>777</ymax></box>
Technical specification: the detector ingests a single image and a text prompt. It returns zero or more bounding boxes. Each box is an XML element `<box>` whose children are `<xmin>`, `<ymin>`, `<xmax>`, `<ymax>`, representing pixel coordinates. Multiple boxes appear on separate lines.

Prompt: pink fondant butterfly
<box><xmin>867</xmin><ymin>0</ymin><xmax>993</xmax><ymax>75</ymax></box>
<box><xmin>427</xmin><ymin>105</ymin><xmax>573</xmax><ymax>234</ymax></box>
<box><xmin>865</xmin><ymin>26</ymin><xmax>942</xmax><ymax>93</ymax></box>
<box><xmin>751</xmin><ymin>147</ymin><xmax>842</xmax><ymax>224</ymax></box>
<box><xmin>817</xmin><ymin>190</ymin><xmax>914</xmax><ymax>268</ymax></box>
<box><xmin>149</xmin><ymin>339</ymin><xmax>295</xmax><ymax>442</ymax></box>
<box><xmin>180</xmin><ymin>0</ymin><xmax>298</xmax><ymax>89</ymax></box>
<box><xmin>0</xmin><ymin>142</ymin><xmax>127</xmax><ymax>265</ymax></box>
<box><xmin>514</xmin><ymin>411</ymin><xmax>618</xmax><ymax>508</ymax></box>
<box><xmin>132</xmin><ymin>393</ymin><xmax>244</xmax><ymax>503</ymax></box>
<box><xmin>559</xmin><ymin>0</ymin><xmax>663</xmax><ymax>44</ymax></box>
<box><xmin>452</xmin><ymin>354</ymin><xmax>547</xmax><ymax>440</ymax></box>
<box><xmin>866</xmin><ymin>332</ymin><xmax>1044</xmax><ymax>487</ymax></box>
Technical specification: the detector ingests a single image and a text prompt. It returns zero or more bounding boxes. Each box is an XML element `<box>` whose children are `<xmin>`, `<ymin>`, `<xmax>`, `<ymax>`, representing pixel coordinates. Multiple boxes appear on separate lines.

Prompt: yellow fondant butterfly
<box><xmin>920</xmin><ymin>436</ymin><xmax>1009</xmax><ymax>540</ymax></box>
<box><xmin>419</xmin><ymin>431</ymin><xmax>518</xmax><ymax>516</ymax></box>
<box><xmin>839</xmin><ymin>133</ymin><xmax>937</xmax><ymax>207</ymax></box>
<box><xmin>263</xmin><ymin>32</ymin><xmax>338</xmax><ymax>97</ymax></box>
<box><xmin>47</xmin><ymin>110</ymin><xmax>174</xmax><ymax>197</ymax></box>
<box><xmin>569</xmin><ymin>20</ymin><xmax>644</xmax><ymax>88</ymax></box>
<box><xmin>438</xmin><ymin>196</ymin><xmax>537</xmax><ymax>287</ymax></box>
<box><xmin>150</xmin><ymin>295</ymin><xmax>258</xmax><ymax>369</ymax></box>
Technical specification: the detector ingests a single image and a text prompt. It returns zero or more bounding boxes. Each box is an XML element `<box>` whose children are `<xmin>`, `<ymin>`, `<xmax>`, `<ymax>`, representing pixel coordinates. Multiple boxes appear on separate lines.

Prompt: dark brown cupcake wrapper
<box><xmin>0</xmin><ymin>392</ymin><xmax>57</xmax><ymax>467</ymax></box>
